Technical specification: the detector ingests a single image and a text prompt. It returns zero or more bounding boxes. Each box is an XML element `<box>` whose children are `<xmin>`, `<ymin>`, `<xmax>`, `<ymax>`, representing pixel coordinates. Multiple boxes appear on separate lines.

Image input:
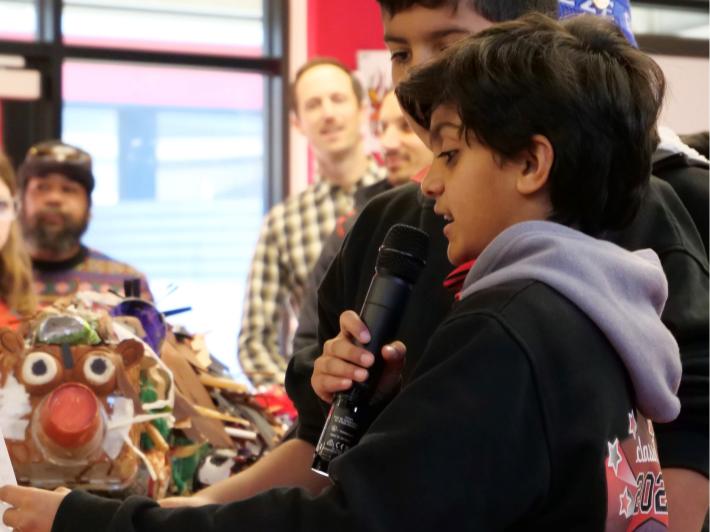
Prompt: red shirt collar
<box><xmin>443</xmin><ymin>259</ymin><xmax>475</xmax><ymax>301</ymax></box>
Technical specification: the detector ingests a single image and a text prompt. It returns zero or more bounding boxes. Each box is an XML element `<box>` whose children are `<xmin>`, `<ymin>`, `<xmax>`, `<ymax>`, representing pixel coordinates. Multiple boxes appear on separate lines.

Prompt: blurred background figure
<box><xmin>679</xmin><ymin>131</ymin><xmax>710</xmax><ymax>159</ymax></box>
<box><xmin>17</xmin><ymin>140</ymin><xmax>152</xmax><ymax>306</ymax></box>
<box><xmin>0</xmin><ymin>151</ymin><xmax>36</xmax><ymax>326</ymax></box>
<box><xmin>656</xmin><ymin>128</ymin><xmax>709</xmax><ymax>251</ymax></box>
<box><xmin>377</xmin><ymin>89</ymin><xmax>433</xmax><ymax>187</ymax></box>
<box><xmin>293</xmin><ymin>89</ymin><xmax>432</xmax><ymax>355</ymax></box>
<box><xmin>237</xmin><ymin>58</ymin><xmax>384</xmax><ymax>388</ymax></box>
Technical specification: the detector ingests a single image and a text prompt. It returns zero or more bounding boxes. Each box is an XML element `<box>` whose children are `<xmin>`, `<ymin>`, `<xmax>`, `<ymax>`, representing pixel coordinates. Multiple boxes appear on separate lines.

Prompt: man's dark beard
<box><xmin>21</xmin><ymin>208</ymin><xmax>89</xmax><ymax>256</ymax></box>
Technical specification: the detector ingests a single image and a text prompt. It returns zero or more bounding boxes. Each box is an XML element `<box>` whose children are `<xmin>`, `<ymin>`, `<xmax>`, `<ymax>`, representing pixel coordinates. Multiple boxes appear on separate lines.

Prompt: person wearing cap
<box><xmin>17</xmin><ymin>140</ymin><xmax>152</xmax><ymax>306</ymax></box>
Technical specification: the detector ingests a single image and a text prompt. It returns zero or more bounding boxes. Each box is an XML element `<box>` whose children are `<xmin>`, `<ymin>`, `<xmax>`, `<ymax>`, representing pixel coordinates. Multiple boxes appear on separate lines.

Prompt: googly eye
<box><xmin>22</xmin><ymin>351</ymin><xmax>59</xmax><ymax>386</ymax></box>
<box><xmin>83</xmin><ymin>353</ymin><xmax>116</xmax><ymax>386</ymax></box>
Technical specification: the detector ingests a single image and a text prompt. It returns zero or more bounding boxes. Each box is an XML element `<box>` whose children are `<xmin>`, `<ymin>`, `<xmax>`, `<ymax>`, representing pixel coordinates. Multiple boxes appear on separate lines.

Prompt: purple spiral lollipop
<box><xmin>111</xmin><ymin>298</ymin><xmax>167</xmax><ymax>354</ymax></box>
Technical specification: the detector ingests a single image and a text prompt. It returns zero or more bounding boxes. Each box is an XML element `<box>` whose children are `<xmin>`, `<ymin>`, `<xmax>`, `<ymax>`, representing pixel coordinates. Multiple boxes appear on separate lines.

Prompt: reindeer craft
<box><xmin>0</xmin><ymin>315</ymin><xmax>146</xmax><ymax>492</ymax></box>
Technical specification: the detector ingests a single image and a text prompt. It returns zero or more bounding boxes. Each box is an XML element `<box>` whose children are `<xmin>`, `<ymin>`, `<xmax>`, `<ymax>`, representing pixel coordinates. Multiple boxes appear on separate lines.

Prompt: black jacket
<box><xmin>55</xmin><ymin>277</ymin><xmax>668</xmax><ymax>531</ymax></box>
<box><xmin>287</xmin><ymin>176</ymin><xmax>709</xmax><ymax>478</ymax></box>
<box><xmin>292</xmin><ymin>179</ymin><xmax>393</xmax><ymax>356</ymax></box>
<box><xmin>652</xmin><ymin>151</ymin><xmax>708</xmax><ymax>254</ymax></box>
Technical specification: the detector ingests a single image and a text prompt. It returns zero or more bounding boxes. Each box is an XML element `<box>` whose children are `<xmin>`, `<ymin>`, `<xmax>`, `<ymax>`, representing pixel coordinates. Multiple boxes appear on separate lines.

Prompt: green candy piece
<box><xmin>171</xmin><ymin>442</ymin><xmax>211</xmax><ymax>495</ymax></box>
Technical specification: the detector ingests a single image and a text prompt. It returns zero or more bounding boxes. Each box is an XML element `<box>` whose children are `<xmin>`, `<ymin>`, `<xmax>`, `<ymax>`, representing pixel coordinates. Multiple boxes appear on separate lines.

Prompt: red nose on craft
<box><xmin>39</xmin><ymin>382</ymin><xmax>101</xmax><ymax>449</ymax></box>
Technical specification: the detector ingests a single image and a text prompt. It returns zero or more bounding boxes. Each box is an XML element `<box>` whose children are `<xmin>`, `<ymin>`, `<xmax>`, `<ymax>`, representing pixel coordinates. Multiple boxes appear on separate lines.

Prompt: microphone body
<box><xmin>312</xmin><ymin>224</ymin><xmax>428</xmax><ymax>477</ymax></box>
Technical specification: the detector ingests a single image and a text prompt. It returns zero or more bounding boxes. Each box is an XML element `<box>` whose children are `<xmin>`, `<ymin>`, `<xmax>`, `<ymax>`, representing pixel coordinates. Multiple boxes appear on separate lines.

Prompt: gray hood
<box><xmin>460</xmin><ymin>221</ymin><xmax>681</xmax><ymax>423</ymax></box>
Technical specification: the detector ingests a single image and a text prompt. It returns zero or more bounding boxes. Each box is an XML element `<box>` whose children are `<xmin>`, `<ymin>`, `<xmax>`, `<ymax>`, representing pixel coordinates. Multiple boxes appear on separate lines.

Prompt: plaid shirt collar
<box><xmin>317</xmin><ymin>157</ymin><xmax>385</xmax><ymax>195</ymax></box>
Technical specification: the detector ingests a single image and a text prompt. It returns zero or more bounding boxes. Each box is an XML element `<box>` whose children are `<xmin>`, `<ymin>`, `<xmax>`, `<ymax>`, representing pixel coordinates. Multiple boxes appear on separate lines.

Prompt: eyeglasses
<box><xmin>0</xmin><ymin>197</ymin><xmax>18</xmax><ymax>221</ymax></box>
<box><xmin>25</xmin><ymin>142</ymin><xmax>92</xmax><ymax>169</ymax></box>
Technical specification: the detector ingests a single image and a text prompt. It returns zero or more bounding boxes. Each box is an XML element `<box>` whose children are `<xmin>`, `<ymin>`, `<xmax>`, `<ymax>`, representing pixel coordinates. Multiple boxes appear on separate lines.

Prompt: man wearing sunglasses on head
<box><xmin>17</xmin><ymin>140</ymin><xmax>152</xmax><ymax>306</ymax></box>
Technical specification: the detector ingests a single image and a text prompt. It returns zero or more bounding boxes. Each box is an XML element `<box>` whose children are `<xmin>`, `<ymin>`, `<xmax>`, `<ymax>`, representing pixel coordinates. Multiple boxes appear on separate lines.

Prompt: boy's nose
<box><xmin>420</xmin><ymin>165</ymin><xmax>443</xmax><ymax>198</ymax></box>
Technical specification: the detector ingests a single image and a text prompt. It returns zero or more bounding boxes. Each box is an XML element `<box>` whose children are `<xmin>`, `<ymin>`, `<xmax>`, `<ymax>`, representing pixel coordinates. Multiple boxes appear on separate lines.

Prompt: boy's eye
<box><xmin>390</xmin><ymin>50</ymin><xmax>410</xmax><ymax>64</ymax></box>
<box><xmin>437</xmin><ymin>150</ymin><xmax>458</xmax><ymax>165</ymax></box>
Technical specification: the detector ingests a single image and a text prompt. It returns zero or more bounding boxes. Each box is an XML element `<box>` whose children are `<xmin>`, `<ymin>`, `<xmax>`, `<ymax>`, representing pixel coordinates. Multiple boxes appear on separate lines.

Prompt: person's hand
<box><xmin>159</xmin><ymin>495</ymin><xmax>213</xmax><ymax>508</ymax></box>
<box><xmin>0</xmin><ymin>485</ymin><xmax>70</xmax><ymax>532</ymax></box>
<box><xmin>312</xmin><ymin>310</ymin><xmax>406</xmax><ymax>403</ymax></box>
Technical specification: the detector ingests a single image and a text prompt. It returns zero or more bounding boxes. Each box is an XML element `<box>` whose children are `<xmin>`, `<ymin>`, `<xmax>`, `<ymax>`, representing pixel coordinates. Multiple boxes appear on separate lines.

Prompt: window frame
<box><xmin>634</xmin><ymin>0</ymin><xmax>709</xmax><ymax>58</ymax></box>
<box><xmin>0</xmin><ymin>0</ymin><xmax>289</xmax><ymax>206</ymax></box>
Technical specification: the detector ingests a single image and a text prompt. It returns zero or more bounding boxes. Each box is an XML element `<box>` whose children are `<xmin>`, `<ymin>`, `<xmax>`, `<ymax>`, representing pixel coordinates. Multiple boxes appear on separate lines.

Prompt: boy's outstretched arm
<box><xmin>160</xmin><ymin>438</ymin><xmax>329</xmax><ymax>507</ymax></box>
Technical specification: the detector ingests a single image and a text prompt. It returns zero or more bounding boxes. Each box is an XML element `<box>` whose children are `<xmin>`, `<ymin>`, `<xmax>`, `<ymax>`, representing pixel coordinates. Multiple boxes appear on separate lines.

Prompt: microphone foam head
<box><xmin>376</xmin><ymin>224</ymin><xmax>429</xmax><ymax>283</ymax></box>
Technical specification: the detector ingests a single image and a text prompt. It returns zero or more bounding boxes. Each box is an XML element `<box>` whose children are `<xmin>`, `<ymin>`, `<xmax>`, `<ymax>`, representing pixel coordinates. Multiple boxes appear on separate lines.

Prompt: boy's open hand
<box><xmin>312</xmin><ymin>310</ymin><xmax>406</xmax><ymax>404</ymax></box>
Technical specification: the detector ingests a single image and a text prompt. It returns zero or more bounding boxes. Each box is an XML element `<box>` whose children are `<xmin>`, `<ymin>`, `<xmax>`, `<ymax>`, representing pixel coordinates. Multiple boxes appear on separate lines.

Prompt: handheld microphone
<box><xmin>311</xmin><ymin>223</ymin><xmax>429</xmax><ymax>477</ymax></box>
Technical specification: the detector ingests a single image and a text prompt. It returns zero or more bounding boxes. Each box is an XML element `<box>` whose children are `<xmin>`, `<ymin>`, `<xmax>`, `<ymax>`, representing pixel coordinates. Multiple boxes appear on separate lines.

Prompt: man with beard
<box><xmin>17</xmin><ymin>140</ymin><xmax>151</xmax><ymax>306</ymax></box>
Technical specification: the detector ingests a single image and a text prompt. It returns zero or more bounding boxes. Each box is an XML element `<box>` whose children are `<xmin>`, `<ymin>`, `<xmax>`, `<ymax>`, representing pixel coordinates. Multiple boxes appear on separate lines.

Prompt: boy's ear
<box><xmin>516</xmin><ymin>134</ymin><xmax>553</xmax><ymax>196</ymax></box>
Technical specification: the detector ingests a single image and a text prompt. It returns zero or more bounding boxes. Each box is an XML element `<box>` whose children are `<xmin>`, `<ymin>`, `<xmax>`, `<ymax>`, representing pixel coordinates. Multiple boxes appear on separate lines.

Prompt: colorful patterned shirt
<box><xmin>238</xmin><ymin>159</ymin><xmax>385</xmax><ymax>386</ymax></box>
<box><xmin>33</xmin><ymin>246</ymin><xmax>152</xmax><ymax>307</ymax></box>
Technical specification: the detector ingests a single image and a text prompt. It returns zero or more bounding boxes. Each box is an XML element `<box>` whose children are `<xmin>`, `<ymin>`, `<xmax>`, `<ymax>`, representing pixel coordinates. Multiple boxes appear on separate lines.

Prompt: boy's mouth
<box><xmin>433</xmin><ymin>203</ymin><xmax>453</xmax><ymax>223</ymax></box>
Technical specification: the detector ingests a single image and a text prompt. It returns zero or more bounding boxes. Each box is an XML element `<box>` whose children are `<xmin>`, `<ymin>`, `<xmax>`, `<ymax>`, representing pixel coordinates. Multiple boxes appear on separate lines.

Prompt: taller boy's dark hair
<box><xmin>396</xmin><ymin>14</ymin><xmax>665</xmax><ymax>235</ymax></box>
<box><xmin>377</xmin><ymin>0</ymin><xmax>558</xmax><ymax>20</ymax></box>
<box><xmin>289</xmin><ymin>57</ymin><xmax>364</xmax><ymax>114</ymax></box>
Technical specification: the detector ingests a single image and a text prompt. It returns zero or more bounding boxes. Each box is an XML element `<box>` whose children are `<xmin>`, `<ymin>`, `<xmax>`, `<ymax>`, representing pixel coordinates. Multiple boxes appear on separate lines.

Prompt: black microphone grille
<box><xmin>376</xmin><ymin>224</ymin><xmax>429</xmax><ymax>283</ymax></box>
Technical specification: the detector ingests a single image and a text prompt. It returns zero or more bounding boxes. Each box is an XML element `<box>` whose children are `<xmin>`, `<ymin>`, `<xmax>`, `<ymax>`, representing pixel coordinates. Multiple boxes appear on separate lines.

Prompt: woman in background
<box><xmin>0</xmin><ymin>151</ymin><xmax>36</xmax><ymax>325</ymax></box>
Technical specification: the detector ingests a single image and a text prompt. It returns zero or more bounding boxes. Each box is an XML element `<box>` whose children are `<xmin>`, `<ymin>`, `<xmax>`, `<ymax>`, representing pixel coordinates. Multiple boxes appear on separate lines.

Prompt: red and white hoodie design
<box><xmin>605</xmin><ymin>410</ymin><xmax>668</xmax><ymax>531</ymax></box>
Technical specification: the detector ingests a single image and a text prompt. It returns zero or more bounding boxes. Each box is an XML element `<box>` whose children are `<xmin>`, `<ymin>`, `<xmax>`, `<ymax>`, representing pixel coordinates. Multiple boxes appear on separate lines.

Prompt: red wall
<box><xmin>302</xmin><ymin>1</ymin><xmax>387</xmax><ymax>182</ymax></box>
<box><xmin>306</xmin><ymin>0</ymin><xmax>386</xmax><ymax>67</ymax></box>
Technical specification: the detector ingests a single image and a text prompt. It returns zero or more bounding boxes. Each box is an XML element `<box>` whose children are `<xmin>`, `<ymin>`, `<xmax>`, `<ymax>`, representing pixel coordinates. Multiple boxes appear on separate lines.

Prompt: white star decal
<box><xmin>619</xmin><ymin>487</ymin><xmax>635</xmax><ymax>518</ymax></box>
<box><xmin>607</xmin><ymin>438</ymin><xmax>622</xmax><ymax>476</ymax></box>
<box><xmin>628</xmin><ymin>411</ymin><xmax>638</xmax><ymax>439</ymax></box>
